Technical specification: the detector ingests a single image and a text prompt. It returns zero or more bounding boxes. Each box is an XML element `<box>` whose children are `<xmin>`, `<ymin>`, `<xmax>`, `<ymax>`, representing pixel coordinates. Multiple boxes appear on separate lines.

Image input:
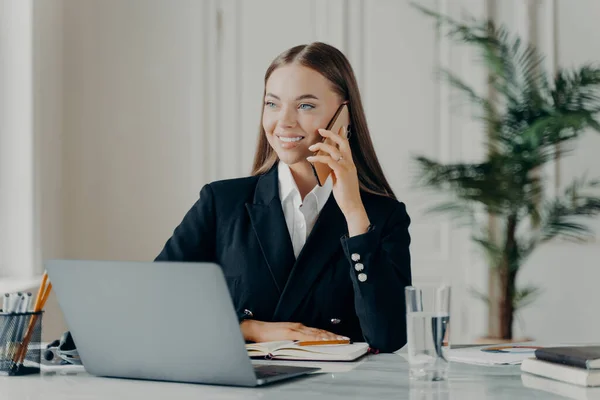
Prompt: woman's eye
<box><xmin>299</xmin><ymin>103</ymin><xmax>315</xmax><ymax>110</ymax></box>
<box><xmin>265</xmin><ymin>101</ymin><xmax>276</xmax><ymax>108</ymax></box>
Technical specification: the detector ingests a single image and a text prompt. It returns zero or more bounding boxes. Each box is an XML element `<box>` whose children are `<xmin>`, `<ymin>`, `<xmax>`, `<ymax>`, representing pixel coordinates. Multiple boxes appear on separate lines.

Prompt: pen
<box><xmin>15</xmin><ymin>293</ymin><xmax>32</xmax><ymax>342</ymax></box>
<box><xmin>9</xmin><ymin>294</ymin><xmax>25</xmax><ymax>347</ymax></box>
<box><xmin>296</xmin><ymin>340</ymin><xmax>352</xmax><ymax>346</ymax></box>
<box><xmin>2</xmin><ymin>293</ymin><xmax>9</xmax><ymax>313</ymax></box>
<box><xmin>6</xmin><ymin>292</ymin><xmax>18</xmax><ymax>313</ymax></box>
<box><xmin>0</xmin><ymin>294</ymin><xmax>10</xmax><ymax>349</ymax></box>
<box><xmin>24</xmin><ymin>292</ymin><xmax>32</xmax><ymax>313</ymax></box>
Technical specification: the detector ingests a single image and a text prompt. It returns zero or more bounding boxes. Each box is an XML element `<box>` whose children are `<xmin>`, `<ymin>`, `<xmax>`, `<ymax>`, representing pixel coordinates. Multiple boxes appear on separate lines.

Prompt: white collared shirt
<box><xmin>278</xmin><ymin>161</ymin><xmax>333</xmax><ymax>258</ymax></box>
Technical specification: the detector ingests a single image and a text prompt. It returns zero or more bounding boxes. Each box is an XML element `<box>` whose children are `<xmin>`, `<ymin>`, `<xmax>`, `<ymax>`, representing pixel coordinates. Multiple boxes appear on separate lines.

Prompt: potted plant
<box><xmin>412</xmin><ymin>5</ymin><xmax>600</xmax><ymax>341</ymax></box>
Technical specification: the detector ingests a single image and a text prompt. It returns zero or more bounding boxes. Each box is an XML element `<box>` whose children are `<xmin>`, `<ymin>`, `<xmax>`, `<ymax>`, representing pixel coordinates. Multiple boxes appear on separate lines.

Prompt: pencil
<box><xmin>33</xmin><ymin>273</ymin><xmax>48</xmax><ymax>312</ymax></box>
<box><xmin>297</xmin><ymin>339</ymin><xmax>351</xmax><ymax>346</ymax></box>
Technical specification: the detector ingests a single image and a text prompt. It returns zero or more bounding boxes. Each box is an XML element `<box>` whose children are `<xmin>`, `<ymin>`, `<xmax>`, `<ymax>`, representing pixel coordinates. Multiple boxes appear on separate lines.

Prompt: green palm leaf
<box><xmin>537</xmin><ymin>176</ymin><xmax>600</xmax><ymax>243</ymax></box>
<box><xmin>513</xmin><ymin>285</ymin><xmax>542</xmax><ymax>311</ymax></box>
<box><xmin>471</xmin><ymin>234</ymin><xmax>502</xmax><ymax>265</ymax></box>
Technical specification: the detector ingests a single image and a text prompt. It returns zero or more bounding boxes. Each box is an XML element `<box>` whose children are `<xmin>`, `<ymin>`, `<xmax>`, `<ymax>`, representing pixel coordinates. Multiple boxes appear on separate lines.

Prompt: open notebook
<box><xmin>246</xmin><ymin>341</ymin><xmax>369</xmax><ymax>361</ymax></box>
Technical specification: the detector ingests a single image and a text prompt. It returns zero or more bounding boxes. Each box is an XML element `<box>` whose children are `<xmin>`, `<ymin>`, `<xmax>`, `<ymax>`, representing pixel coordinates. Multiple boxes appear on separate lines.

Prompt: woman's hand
<box><xmin>307</xmin><ymin>127</ymin><xmax>370</xmax><ymax>236</ymax></box>
<box><xmin>240</xmin><ymin>320</ymin><xmax>349</xmax><ymax>343</ymax></box>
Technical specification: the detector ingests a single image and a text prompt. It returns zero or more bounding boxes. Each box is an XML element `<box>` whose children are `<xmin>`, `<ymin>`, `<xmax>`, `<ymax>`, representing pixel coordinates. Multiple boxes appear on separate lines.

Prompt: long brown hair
<box><xmin>251</xmin><ymin>42</ymin><xmax>396</xmax><ymax>199</ymax></box>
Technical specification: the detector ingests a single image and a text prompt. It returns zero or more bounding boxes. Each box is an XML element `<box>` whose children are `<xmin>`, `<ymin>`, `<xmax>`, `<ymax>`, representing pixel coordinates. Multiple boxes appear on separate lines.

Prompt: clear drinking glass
<box><xmin>405</xmin><ymin>284</ymin><xmax>451</xmax><ymax>381</ymax></box>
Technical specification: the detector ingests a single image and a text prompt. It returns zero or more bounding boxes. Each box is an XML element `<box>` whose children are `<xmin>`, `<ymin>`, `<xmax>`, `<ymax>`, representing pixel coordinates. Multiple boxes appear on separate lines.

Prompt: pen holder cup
<box><xmin>0</xmin><ymin>311</ymin><xmax>43</xmax><ymax>376</ymax></box>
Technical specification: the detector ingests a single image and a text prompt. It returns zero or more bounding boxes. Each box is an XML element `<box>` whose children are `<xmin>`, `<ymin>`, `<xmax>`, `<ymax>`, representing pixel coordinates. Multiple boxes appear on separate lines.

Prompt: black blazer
<box><xmin>155</xmin><ymin>164</ymin><xmax>412</xmax><ymax>353</ymax></box>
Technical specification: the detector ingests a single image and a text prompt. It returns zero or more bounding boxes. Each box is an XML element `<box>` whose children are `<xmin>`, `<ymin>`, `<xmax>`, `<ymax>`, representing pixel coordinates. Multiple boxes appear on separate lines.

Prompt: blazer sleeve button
<box><xmin>243</xmin><ymin>309</ymin><xmax>254</xmax><ymax>317</ymax></box>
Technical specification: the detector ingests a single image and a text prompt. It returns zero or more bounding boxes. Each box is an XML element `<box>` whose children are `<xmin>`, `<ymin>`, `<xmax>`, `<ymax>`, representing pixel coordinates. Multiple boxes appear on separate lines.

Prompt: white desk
<box><xmin>1</xmin><ymin>354</ymin><xmax>591</xmax><ymax>399</ymax></box>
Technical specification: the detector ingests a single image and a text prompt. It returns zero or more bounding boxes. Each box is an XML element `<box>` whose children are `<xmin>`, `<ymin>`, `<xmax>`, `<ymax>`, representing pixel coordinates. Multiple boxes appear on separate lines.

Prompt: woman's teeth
<box><xmin>279</xmin><ymin>136</ymin><xmax>303</xmax><ymax>143</ymax></box>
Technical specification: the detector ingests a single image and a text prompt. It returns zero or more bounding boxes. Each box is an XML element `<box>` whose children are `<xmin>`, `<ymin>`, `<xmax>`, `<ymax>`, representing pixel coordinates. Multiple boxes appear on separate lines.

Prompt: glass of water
<box><xmin>405</xmin><ymin>284</ymin><xmax>451</xmax><ymax>381</ymax></box>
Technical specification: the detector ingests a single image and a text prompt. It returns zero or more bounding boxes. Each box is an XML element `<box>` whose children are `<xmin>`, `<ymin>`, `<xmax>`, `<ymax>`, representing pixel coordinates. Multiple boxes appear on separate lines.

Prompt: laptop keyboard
<box><xmin>253</xmin><ymin>364</ymin><xmax>315</xmax><ymax>379</ymax></box>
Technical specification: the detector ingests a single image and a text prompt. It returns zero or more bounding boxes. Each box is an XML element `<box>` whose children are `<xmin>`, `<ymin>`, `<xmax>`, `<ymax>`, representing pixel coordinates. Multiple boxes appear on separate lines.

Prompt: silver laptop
<box><xmin>45</xmin><ymin>259</ymin><xmax>319</xmax><ymax>386</ymax></box>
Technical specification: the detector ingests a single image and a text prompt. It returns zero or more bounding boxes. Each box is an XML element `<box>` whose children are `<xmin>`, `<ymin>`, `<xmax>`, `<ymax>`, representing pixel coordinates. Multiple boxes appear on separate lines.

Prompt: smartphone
<box><xmin>309</xmin><ymin>103</ymin><xmax>351</xmax><ymax>187</ymax></box>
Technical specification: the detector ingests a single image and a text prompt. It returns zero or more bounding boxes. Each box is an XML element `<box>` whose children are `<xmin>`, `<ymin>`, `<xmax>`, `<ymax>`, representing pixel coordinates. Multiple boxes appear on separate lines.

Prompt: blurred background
<box><xmin>1</xmin><ymin>0</ymin><xmax>599</xmax><ymax>345</ymax></box>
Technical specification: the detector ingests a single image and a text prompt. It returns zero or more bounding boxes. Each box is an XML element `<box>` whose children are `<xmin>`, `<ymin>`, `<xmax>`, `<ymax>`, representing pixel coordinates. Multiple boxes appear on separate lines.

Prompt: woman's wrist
<box><xmin>345</xmin><ymin>207</ymin><xmax>370</xmax><ymax>237</ymax></box>
<box><xmin>240</xmin><ymin>319</ymin><xmax>259</xmax><ymax>342</ymax></box>
<box><xmin>241</xmin><ymin>319</ymin><xmax>266</xmax><ymax>342</ymax></box>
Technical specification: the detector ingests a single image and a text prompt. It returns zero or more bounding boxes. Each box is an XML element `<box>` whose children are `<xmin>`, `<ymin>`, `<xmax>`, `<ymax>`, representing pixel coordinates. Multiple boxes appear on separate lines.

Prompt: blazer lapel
<box><xmin>245</xmin><ymin>166</ymin><xmax>296</xmax><ymax>294</ymax></box>
<box><xmin>273</xmin><ymin>195</ymin><xmax>347</xmax><ymax>321</ymax></box>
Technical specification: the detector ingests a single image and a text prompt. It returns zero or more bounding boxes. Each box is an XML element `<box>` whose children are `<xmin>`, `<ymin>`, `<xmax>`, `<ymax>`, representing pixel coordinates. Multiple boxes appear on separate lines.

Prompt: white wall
<box><xmin>62</xmin><ymin>0</ymin><xmax>206</xmax><ymax>261</ymax></box>
<box><xmin>0</xmin><ymin>0</ymin><xmax>36</xmax><ymax>278</ymax></box>
<box><xmin>34</xmin><ymin>0</ymin><xmax>64</xmax><ymax>269</ymax></box>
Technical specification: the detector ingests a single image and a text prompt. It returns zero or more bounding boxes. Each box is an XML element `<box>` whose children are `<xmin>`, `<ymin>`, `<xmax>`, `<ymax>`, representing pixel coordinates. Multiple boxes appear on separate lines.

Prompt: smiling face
<box><xmin>262</xmin><ymin>64</ymin><xmax>344</xmax><ymax>167</ymax></box>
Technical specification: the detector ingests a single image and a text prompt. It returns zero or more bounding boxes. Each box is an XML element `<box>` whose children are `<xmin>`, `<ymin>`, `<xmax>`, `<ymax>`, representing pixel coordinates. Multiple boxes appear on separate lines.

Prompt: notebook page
<box><xmin>273</xmin><ymin>342</ymin><xmax>369</xmax><ymax>360</ymax></box>
<box><xmin>246</xmin><ymin>340</ymin><xmax>294</xmax><ymax>354</ymax></box>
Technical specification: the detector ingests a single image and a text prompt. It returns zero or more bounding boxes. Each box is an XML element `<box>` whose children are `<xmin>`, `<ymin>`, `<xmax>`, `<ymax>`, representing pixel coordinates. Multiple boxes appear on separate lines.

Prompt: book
<box><xmin>245</xmin><ymin>340</ymin><xmax>369</xmax><ymax>361</ymax></box>
<box><xmin>521</xmin><ymin>357</ymin><xmax>600</xmax><ymax>387</ymax></box>
<box><xmin>446</xmin><ymin>345</ymin><xmax>540</xmax><ymax>365</ymax></box>
<box><xmin>535</xmin><ymin>346</ymin><xmax>600</xmax><ymax>369</ymax></box>
<box><xmin>522</xmin><ymin>372</ymin><xmax>600</xmax><ymax>400</ymax></box>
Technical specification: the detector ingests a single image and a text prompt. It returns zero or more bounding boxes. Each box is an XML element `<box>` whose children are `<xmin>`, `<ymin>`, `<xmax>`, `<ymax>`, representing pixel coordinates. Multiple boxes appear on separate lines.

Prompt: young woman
<box><xmin>155</xmin><ymin>42</ymin><xmax>412</xmax><ymax>353</ymax></box>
